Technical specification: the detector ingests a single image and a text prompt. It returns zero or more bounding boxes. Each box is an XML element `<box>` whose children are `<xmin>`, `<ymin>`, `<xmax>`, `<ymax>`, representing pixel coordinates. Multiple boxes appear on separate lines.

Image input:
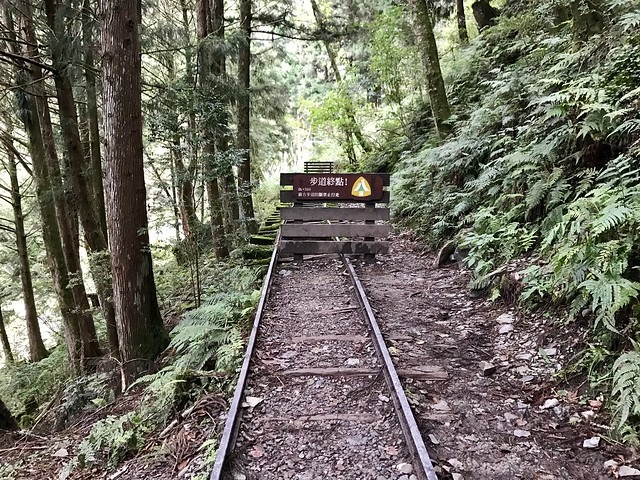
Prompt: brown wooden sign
<box><xmin>293</xmin><ymin>174</ymin><xmax>384</xmax><ymax>202</ymax></box>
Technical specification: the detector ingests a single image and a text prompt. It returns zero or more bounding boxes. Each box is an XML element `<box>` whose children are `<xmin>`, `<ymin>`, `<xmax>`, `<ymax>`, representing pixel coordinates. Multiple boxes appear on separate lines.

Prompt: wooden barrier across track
<box><xmin>209</xmin><ymin>232</ymin><xmax>438</xmax><ymax>480</ymax></box>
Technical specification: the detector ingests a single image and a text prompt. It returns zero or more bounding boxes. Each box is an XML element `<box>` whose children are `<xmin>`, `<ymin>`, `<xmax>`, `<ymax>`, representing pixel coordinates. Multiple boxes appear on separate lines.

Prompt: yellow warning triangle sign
<box><xmin>351</xmin><ymin>177</ymin><xmax>372</xmax><ymax>197</ymax></box>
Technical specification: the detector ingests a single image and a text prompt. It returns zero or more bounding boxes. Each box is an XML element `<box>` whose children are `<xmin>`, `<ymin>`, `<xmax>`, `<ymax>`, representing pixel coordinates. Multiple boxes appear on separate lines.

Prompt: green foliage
<box><xmin>0</xmin><ymin>346</ymin><xmax>71</xmax><ymax>420</ymax></box>
<box><xmin>368</xmin><ymin>6</ymin><xmax>422</xmax><ymax>105</ymax></box>
<box><xmin>613</xmin><ymin>349</ymin><xmax>640</xmax><ymax>432</ymax></box>
<box><xmin>71</xmin><ymin>260</ymin><xmax>261</xmax><ymax>472</ymax></box>
<box><xmin>76</xmin><ymin>412</ymin><xmax>149</xmax><ymax>468</ymax></box>
<box><xmin>387</xmin><ymin>0</ymin><xmax>640</xmax><ymax>440</ymax></box>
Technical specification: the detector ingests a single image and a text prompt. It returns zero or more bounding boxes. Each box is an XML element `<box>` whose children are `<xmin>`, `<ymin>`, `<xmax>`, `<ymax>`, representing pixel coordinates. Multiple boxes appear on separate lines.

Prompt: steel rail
<box><xmin>209</xmin><ymin>231</ymin><xmax>281</xmax><ymax>480</ymax></box>
<box><xmin>342</xmin><ymin>255</ymin><xmax>439</xmax><ymax>480</ymax></box>
<box><xmin>210</xmin><ymin>228</ymin><xmax>438</xmax><ymax>480</ymax></box>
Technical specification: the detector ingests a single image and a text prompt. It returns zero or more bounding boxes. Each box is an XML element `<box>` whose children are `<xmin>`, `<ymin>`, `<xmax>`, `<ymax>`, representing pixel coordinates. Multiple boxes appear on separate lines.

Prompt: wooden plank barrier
<box><xmin>279</xmin><ymin>172</ymin><xmax>391</xmax><ymax>258</ymax></box>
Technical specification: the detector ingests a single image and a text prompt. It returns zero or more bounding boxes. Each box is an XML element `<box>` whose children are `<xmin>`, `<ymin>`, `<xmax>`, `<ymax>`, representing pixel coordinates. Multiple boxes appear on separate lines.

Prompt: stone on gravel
<box><xmin>619</xmin><ymin>465</ymin><xmax>640</xmax><ymax>476</ymax></box>
<box><xmin>513</xmin><ymin>429</ymin><xmax>531</xmax><ymax>437</ymax></box>
<box><xmin>52</xmin><ymin>448</ymin><xmax>68</xmax><ymax>457</ymax></box>
<box><xmin>480</xmin><ymin>361</ymin><xmax>496</xmax><ymax>376</ymax></box>
<box><xmin>448</xmin><ymin>458</ymin><xmax>464</xmax><ymax>470</ymax></box>
<box><xmin>397</xmin><ymin>462</ymin><xmax>413</xmax><ymax>474</ymax></box>
<box><xmin>499</xmin><ymin>324</ymin><xmax>514</xmax><ymax>334</ymax></box>
<box><xmin>583</xmin><ymin>437</ymin><xmax>600</xmax><ymax>448</ymax></box>
<box><xmin>428</xmin><ymin>434</ymin><xmax>440</xmax><ymax>444</ymax></box>
<box><xmin>432</xmin><ymin>400</ymin><xmax>451</xmax><ymax>412</ymax></box>
<box><xmin>243</xmin><ymin>396</ymin><xmax>263</xmax><ymax>408</ymax></box>
<box><xmin>279</xmin><ymin>269</ymin><xmax>292</xmax><ymax>276</ymax></box>
<box><xmin>542</xmin><ymin>398</ymin><xmax>559</xmax><ymax>409</ymax></box>
<box><xmin>345</xmin><ymin>358</ymin><xmax>360</xmax><ymax>366</ymax></box>
<box><xmin>452</xmin><ymin>474</ymin><xmax>465</xmax><ymax>480</ymax></box>
<box><xmin>504</xmin><ymin>413</ymin><xmax>518</xmax><ymax>422</ymax></box>
<box><xmin>542</xmin><ymin>347</ymin><xmax>557</xmax><ymax>356</ymax></box>
<box><xmin>496</xmin><ymin>313</ymin><xmax>514</xmax><ymax>324</ymax></box>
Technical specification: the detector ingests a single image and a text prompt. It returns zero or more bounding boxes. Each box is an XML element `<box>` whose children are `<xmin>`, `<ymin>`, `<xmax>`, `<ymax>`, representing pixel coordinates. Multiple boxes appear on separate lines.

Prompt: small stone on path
<box><xmin>542</xmin><ymin>398</ymin><xmax>559</xmax><ymax>409</ymax></box>
<box><xmin>513</xmin><ymin>429</ymin><xmax>531</xmax><ymax>437</ymax></box>
<box><xmin>480</xmin><ymin>361</ymin><xmax>496</xmax><ymax>376</ymax></box>
<box><xmin>496</xmin><ymin>313</ymin><xmax>514</xmax><ymax>324</ymax></box>
<box><xmin>619</xmin><ymin>465</ymin><xmax>640</xmax><ymax>476</ymax></box>
<box><xmin>583</xmin><ymin>437</ymin><xmax>600</xmax><ymax>448</ymax></box>
<box><xmin>499</xmin><ymin>324</ymin><xmax>514</xmax><ymax>334</ymax></box>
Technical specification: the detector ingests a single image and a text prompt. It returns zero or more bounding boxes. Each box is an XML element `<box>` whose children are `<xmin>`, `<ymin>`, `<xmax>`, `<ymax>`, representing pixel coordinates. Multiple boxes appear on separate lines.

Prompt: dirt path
<box><xmin>356</xmin><ymin>235</ymin><xmax>630</xmax><ymax>480</ymax></box>
<box><xmin>1</xmin><ymin>235</ymin><xmax>635</xmax><ymax>479</ymax></box>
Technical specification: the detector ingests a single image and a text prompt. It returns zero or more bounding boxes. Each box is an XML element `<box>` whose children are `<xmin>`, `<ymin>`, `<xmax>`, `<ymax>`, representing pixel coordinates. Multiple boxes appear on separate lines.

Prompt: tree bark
<box><xmin>41</xmin><ymin>0</ymin><xmax>117</xmax><ymax>358</ymax></box>
<box><xmin>196</xmin><ymin>0</ymin><xmax>229</xmax><ymax>259</ymax></box>
<box><xmin>237</xmin><ymin>0</ymin><xmax>257</xmax><ymax>232</ymax></box>
<box><xmin>174</xmin><ymin>0</ymin><xmax>199</xmax><ymax>238</ymax></box>
<box><xmin>82</xmin><ymin>0</ymin><xmax>108</xmax><ymax>243</ymax></box>
<box><xmin>23</xmin><ymin>0</ymin><xmax>102</xmax><ymax>362</ymax></box>
<box><xmin>6</xmin><ymin>130</ymin><xmax>48</xmax><ymax>362</ymax></box>
<box><xmin>457</xmin><ymin>0</ymin><xmax>469</xmax><ymax>45</ymax></box>
<box><xmin>211</xmin><ymin>0</ymin><xmax>240</xmax><ymax>246</ymax></box>
<box><xmin>472</xmin><ymin>0</ymin><xmax>499</xmax><ymax>31</ymax></box>
<box><xmin>101</xmin><ymin>0</ymin><xmax>168</xmax><ymax>381</ymax></box>
<box><xmin>411</xmin><ymin>0</ymin><xmax>452</xmax><ymax>140</ymax></box>
<box><xmin>0</xmin><ymin>306</ymin><xmax>14</xmax><ymax>365</ymax></box>
<box><xmin>0</xmin><ymin>398</ymin><xmax>18</xmax><ymax>431</ymax></box>
<box><xmin>4</xmin><ymin>2</ymin><xmax>83</xmax><ymax>371</ymax></box>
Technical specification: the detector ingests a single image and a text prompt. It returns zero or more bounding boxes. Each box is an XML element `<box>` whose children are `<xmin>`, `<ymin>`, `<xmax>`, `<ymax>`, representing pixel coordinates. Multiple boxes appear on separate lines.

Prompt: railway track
<box><xmin>210</xmin><ymin>234</ymin><xmax>438</xmax><ymax>480</ymax></box>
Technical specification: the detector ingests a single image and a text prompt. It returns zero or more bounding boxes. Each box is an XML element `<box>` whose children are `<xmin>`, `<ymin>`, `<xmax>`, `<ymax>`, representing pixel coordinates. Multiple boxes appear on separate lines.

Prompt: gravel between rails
<box><xmin>228</xmin><ymin>258</ymin><xmax>417</xmax><ymax>480</ymax></box>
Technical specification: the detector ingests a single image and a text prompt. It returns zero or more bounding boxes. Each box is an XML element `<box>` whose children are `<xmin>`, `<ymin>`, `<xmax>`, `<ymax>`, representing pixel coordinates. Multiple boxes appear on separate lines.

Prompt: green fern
<box><xmin>613</xmin><ymin>350</ymin><xmax>640</xmax><ymax>428</ymax></box>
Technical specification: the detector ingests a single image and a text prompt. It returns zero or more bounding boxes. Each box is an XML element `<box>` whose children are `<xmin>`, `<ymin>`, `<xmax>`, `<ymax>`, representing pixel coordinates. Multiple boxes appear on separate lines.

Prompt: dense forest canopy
<box><xmin>0</xmin><ymin>0</ymin><xmax>639</xmax><ymax>476</ymax></box>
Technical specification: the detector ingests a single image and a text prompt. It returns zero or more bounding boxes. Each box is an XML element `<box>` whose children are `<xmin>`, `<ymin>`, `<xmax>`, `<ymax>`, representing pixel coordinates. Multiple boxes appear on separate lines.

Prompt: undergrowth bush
<box><xmin>389</xmin><ymin>0</ymin><xmax>640</xmax><ymax>442</ymax></box>
<box><xmin>67</xmin><ymin>260</ymin><xmax>262</xmax><ymax>471</ymax></box>
<box><xmin>0</xmin><ymin>346</ymin><xmax>71</xmax><ymax>423</ymax></box>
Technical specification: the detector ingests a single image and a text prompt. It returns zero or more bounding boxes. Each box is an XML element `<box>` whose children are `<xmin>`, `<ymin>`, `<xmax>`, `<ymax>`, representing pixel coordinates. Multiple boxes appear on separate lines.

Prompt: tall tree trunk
<box><xmin>22</xmin><ymin>0</ymin><xmax>102</xmax><ymax>362</ymax></box>
<box><xmin>0</xmin><ymin>398</ymin><xmax>18</xmax><ymax>431</ymax></box>
<box><xmin>41</xmin><ymin>0</ymin><xmax>117</xmax><ymax>358</ymax></box>
<box><xmin>177</xmin><ymin>0</ymin><xmax>199</xmax><ymax>237</ymax></box>
<box><xmin>457</xmin><ymin>0</ymin><xmax>469</xmax><ymax>45</ymax></box>
<box><xmin>82</xmin><ymin>0</ymin><xmax>108</xmax><ymax>243</ymax></box>
<box><xmin>0</xmin><ymin>307</ymin><xmax>15</xmax><ymax>365</ymax></box>
<box><xmin>211</xmin><ymin>0</ymin><xmax>240</xmax><ymax>245</ymax></box>
<box><xmin>237</xmin><ymin>0</ymin><xmax>256</xmax><ymax>232</ymax></box>
<box><xmin>6</xmin><ymin>130</ymin><xmax>48</xmax><ymax>362</ymax></box>
<box><xmin>411</xmin><ymin>0</ymin><xmax>452</xmax><ymax>140</ymax></box>
<box><xmin>101</xmin><ymin>0</ymin><xmax>168</xmax><ymax>381</ymax></box>
<box><xmin>310</xmin><ymin>0</ymin><xmax>371</xmax><ymax>164</ymax></box>
<box><xmin>196</xmin><ymin>0</ymin><xmax>228</xmax><ymax>259</ymax></box>
<box><xmin>4</xmin><ymin>3</ymin><xmax>83</xmax><ymax>371</ymax></box>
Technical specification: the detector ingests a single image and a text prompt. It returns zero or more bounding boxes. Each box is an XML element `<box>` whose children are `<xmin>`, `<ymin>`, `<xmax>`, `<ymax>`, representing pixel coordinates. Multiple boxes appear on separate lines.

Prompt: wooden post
<box><xmin>364</xmin><ymin>202</ymin><xmax>376</xmax><ymax>263</ymax></box>
<box><xmin>293</xmin><ymin>200</ymin><xmax>304</xmax><ymax>262</ymax></box>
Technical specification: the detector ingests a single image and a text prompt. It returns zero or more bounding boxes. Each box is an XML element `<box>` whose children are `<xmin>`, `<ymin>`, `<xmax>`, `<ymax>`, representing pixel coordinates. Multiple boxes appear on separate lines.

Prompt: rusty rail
<box><xmin>342</xmin><ymin>255</ymin><xmax>439</xmax><ymax>480</ymax></box>
<box><xmin>210</xmin><ymin>230</ymin><xmax>439</xmax><ymax>480</ymax></box>
<box><xmin>209</xmin><ymin>231</ymin><xmax>280</xmax><ymax>480</ymax></box>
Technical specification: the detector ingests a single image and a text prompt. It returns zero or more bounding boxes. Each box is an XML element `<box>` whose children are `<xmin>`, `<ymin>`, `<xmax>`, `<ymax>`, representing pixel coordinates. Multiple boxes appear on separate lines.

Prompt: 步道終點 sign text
<box><xmin>292</xmin><ymin>174</ymin><xmax>384</xmax><ymax>201</ymax></box>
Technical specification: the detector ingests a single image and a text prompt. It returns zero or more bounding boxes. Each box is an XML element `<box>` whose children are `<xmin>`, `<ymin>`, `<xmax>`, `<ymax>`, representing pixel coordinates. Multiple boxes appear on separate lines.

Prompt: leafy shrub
<box><xmin>388</xmin><ymin>0</ymin><xmax>640</xmax><ymax>438</ymax></box>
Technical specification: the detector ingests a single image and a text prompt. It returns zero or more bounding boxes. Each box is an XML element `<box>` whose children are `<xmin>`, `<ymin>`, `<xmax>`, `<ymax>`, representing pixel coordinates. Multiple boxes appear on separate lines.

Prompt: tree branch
<box><xmin>0</xmin><ymin>50</ymin><xmax>56</xmax><ymax>74</ymax></box>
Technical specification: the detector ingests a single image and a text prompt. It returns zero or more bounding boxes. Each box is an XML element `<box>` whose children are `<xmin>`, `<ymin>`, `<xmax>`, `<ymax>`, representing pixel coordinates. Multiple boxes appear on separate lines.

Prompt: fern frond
<box><xmin>613</xmin><ymin>351</ymin><xmax>640</xmax><ymax>428</ymax></box>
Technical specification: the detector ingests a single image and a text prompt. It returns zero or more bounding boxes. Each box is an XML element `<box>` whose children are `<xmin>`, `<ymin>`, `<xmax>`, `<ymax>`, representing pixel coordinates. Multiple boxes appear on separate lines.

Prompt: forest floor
<box><xmin>0</xmin><ymin>235</ymin><xmax>638</xmax><ymax>479</ymax></box>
